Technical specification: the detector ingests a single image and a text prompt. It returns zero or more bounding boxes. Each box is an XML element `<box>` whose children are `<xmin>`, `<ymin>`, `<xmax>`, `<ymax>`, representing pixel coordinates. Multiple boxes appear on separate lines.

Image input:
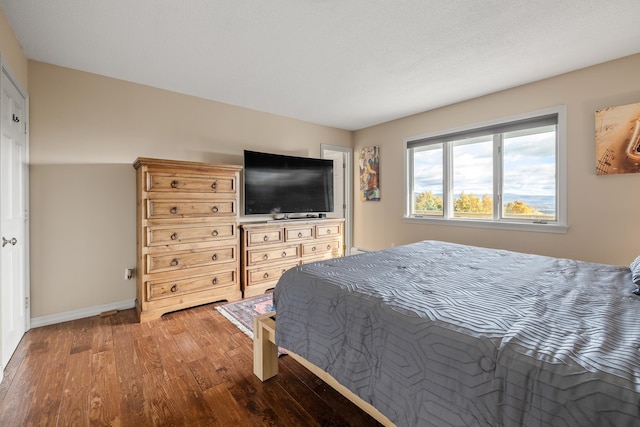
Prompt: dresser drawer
<box><xmin>316</xmin><ymin>223</ymin><xmax>341</xmax><ymax>239</ymax></box>
<box><xmin>302</xmin><ymin>239</ymin><xmax>341</xmax><ymax>257</ymax></box>
<box><xmin>147</xmin><ymin>245</ymin><xmax>236</xmax><ymax>274</ymax></box>
<box><xmin>146</xmin><ymin>172</ymin><xmax>236</xmax><ymax>194</ymax></box>
<box><xmin>147</xmin><ymin>269</ymin><xmax>237</xmax><ymax>301</ymax></box>
<box><xmin>245</xmin><ymin>228</ymin><xmax>284</xmax><ymax>246</ymax></box>
<box><xmin>146</xmin><ymin>223</ymin><xmax>236</xmax><ymax>246</ymax></box>
<box><xmin>246</xmin><ymin>245</ymin><xmax>299</xmax><ymax>266</ymax></box>
<box><xmin>246</xmin><ymin>262</ymin><xmax>298</xmax><ymax>287</ymax></box>
<box><xmin>147</xmin><ymin>200</ymin><xmax>236</xmax><ymax>219</ymax></box>
<box><xmin>285</xmin><ymin>226</ymin><xmax>314</xmax><ymax>242</ymax></box>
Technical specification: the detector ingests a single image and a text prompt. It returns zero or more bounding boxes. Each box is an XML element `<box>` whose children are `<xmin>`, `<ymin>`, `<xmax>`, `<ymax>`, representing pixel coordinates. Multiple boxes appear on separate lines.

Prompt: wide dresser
<box><xmin>134</xmin><ymin>158</ymin><xmax>243</xmax><ymax>322</ymax></box>
<box><xmin>240</xmin><ymin>218</ymin><xmax>344</xmax><ymax>297</ymax></box>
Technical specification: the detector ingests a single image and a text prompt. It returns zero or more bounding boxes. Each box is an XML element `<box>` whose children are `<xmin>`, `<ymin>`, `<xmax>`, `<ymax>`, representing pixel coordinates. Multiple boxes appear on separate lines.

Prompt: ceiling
<box><xmin>2</xmin><ymin>1</ymin><xmax>640</xmax><ymax>131</ymax></box>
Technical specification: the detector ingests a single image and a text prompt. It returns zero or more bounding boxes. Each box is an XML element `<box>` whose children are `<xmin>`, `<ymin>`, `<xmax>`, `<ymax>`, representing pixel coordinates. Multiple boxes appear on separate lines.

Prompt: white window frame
<box><xmin>403</xmin><ymin>106</ymin><xmax>568</xmax><ymax>233</ymax></box>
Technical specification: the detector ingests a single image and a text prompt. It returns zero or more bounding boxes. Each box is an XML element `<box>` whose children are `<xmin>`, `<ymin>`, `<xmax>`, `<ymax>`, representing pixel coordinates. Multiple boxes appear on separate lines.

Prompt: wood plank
<box><xmin>162</xmin><ymin>372</ymin><xmax>217</xmax><ymax>425</ymax></box>
<box><xmin>158</xmin><ymin>349</ymin><xmax>192</xmax><ymax>381</ymax></box>
<box><xmin>117</xmin><ymin>376</ymin><xmax>149</xmax><ymax>426</ymax></box>
<box><xmin>0</xmin><ymin>307</ymin><xmax>382</xmax><ymax>426</ymax></box>
<box><xmin>202</xmin><ymin>383</ymin><xmax>255</xmax><ymax>426</ymax></box>
<box><xmin>91</xmin><ymin>315</ymin><xmax>114</xmax><ymax>354</ymax></box>
<box><xmin>187</xmin><ymin>355</ymin><xmax>220</xmax><ymax>392</ymax></box>
<box><xmin>21</xmin><ymin>322</ymin><xmax>73</xmax><ymax>426</ymax></box>
<box><xmin>281</xmin><ymin>355</ymin><xmax>385</xmax><ymax>426</ymax></box>
<box><xmin>57</xmin><ymin>350</ymin><xmax>92</xmax><ymax>426</ymax></box>
<box><xmin>171</xmin><ymin>330</ymin><xmax>206</xmax><ymax>364</ymax></box>
<box><xmin>58</xmin><ymin>385</ymin><xmax>89</xmax><ymax>426</ymax></box>
<box><xmin>275</xmin><ymin>360</ymin><xmax>366</xmax><ymax>427</ymax></box>
<box><xmin>218</xmin><ymin>340</ymin><xmax>319</xmax><ymax>426</ymax></box>
<box><xmin>89</xmin><ymin>350</ymin><xmax>122</xmax><ymax>427</ymax></box>
<box><xmin>133</xmin><ymin>335</ymin><xmax>164</xmax><ymax>377</ymax></box>
<box><xmin>70</xmin><ymin>316</ymin><xmax>96</xmax><ymax>354</ymax></box>
<box><xmin>112</xmin><ymin>330</ymin><xmax>143</xmax><ymax>382</ymax></box>
<box><xmin>0</xmin><ymin>352</ymin><xmax>42</xmax><ymax>425</ymax></box>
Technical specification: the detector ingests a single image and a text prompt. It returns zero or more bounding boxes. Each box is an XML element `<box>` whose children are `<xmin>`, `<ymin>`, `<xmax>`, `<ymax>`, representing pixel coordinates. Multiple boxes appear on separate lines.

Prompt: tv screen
<box><xmin>244</xmin><ymin>150</ymin><xmax>334</xmax><ymax>216</ymax></box>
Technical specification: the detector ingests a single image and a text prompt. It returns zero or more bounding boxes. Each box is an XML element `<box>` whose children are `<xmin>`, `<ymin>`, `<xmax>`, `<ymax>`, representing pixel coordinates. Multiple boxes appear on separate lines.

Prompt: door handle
<box><xmin>2</xmin><ymin>237</ymin><xmax>17</xmax><ymax>247</ymax></box>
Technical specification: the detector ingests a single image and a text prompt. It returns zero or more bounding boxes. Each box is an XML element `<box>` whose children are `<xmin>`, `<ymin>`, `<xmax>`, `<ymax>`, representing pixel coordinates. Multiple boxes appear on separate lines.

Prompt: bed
<box><xmin>259</xmin><ymin>240</ymin><xmax>640</xmax><ymax>426</ymax></box>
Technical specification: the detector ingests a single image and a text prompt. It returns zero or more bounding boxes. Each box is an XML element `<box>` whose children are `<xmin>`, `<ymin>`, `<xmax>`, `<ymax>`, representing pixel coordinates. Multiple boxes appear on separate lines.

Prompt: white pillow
<box><xmin>630</xmin><ymin>255</ymin><xmax>640</xmax><ymax>287</ymax></box>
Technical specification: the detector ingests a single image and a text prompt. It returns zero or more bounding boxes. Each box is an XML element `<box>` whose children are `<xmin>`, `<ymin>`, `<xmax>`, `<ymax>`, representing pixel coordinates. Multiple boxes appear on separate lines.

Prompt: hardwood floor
<box><xmin>0</xmin><ymin>303</ymin><xmax>382</xmax><ymax>426</ymax></box>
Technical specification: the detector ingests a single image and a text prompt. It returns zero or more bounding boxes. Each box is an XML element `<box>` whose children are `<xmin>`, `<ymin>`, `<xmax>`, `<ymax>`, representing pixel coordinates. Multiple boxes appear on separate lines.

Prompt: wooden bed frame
<box><xmin>253</xmin><ymin>312</ymin><xmax>394</xmax><ymax>427</ymax></box>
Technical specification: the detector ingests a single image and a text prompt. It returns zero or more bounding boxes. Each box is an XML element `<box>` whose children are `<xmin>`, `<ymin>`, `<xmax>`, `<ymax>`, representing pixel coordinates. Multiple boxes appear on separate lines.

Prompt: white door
<box><xmin>1</xmin><ymin>66</ymin><xmax>28</xmax><ymax>369</ymax></box>
<box><xmin>321</xmin><ymin>145</ymin><xmax>353</xmax><ymax>255</ymax></box>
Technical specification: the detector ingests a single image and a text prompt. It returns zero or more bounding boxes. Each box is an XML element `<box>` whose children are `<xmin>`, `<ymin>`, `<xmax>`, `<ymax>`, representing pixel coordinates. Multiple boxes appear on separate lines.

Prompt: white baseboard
<box><xmin>30</xmin><ymin>299</ymin><xmax>136</xmax><ymax>328</ymax></box>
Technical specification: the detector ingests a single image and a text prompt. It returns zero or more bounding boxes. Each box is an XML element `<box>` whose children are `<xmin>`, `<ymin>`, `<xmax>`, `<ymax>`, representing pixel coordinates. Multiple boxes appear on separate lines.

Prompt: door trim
<box><xmin>321</xmin><ymin>144</ymin><xmax>353</xmax><ymax>255</ymax></box>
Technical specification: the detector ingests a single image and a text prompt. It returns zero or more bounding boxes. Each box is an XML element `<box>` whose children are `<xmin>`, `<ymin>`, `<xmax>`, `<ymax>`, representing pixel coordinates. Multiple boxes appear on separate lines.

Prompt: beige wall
<box><xmin>28</xmin><ymin>61</ymin><xmax>352</xmax><ymax>318</ymax></box>
<box><xmin>16</xmin><ymin>39</ymin><xmax>640</xmax><ymax>318</ymax></box>
<box><xmin>0</xmin><ymin>7</ymin><xmax>27</xmax><ymax>89</ymax></box>
<box><xmin>353</xmin><ymin>54</ymin><xmax>640</xmax><ymax>266</ymax></box>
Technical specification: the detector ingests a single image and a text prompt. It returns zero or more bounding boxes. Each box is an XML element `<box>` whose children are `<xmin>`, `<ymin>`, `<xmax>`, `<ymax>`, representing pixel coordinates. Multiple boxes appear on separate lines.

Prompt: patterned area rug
<box><xmin>215</xmin><ymin>293</ymin><xmax>276</xmax><ymax>340</ymax></box>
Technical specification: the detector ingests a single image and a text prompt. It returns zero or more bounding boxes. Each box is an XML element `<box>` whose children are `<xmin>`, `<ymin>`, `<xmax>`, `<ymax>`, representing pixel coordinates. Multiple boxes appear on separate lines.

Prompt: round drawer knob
<box><xmin>170</xmin><ymin>232</ymin><xmax>178</xmax><ymax>240</ymax></box>
<box><xmin>263</xmin><ymin>235</ymin><xmax>268</xmax><ymax>242</ymax></box>
<box><xmin>171</xmin><ymin>284</ymin><xmax>178</xmax><ymax>292</ymax></box>
<box><xmin>281</xmin><ymin>252</ymin><xmax>286</xmax><ymax>257</ymax></box>
<box><xmin>211</xmin><ymin>206</ymin><xmax>219</xmax><ymax>213</ymax></box>
<box><xmin>327</xmin><ymin>245</ymin><xmax>331</xmax><ymax>250</ymax></box>
<box><xmin>263</xmin><ymin>272</ymin><xmax>269</xmax><ymax>279</ymax></box>
<box><xmin>298</xmin><ymin>232</ymin><xmax>303</xmax><ymax>238</ymax></box>
<box><xmin>211</xmin><ymin>230</ymin><xmax>219</xmax><ymax>237</ymax></box>
<box><xmin>171</xmin><ymin>180</ymin><xmax>179</xmax><ymax>188</ymax></box>
<box><xmin>170</xmin><ymin>258</ymin><xmax>179</xmax><ymax>266</ymax></box>
<box><xmin>212</xmin><ymin>277</ymin><xmax>219</xmax><ymax>285</ymax></box>
<box><xmin>212</xmin><ymin>253</ymin><xmax>218</xmax><ymax>261</ymax></box>
<box><xmin>170</xmin><ymin>206</ymin><xmax>178</xmax><ymax>214</ymax></box>
<box><xmin>211</xmin><ymin>181</ymin><xmax>218</xmax><ymax>190</ymax></box>
<box><xmin>262</xmin><ymin>254</ymin><xmax>269</xmax><ymax>260</ymax></box>
<box><xmin>312</xmin><ymin>246</ymin><xmax>316</xmax><ymax>252</ymax></box>
<box><xmin>326</xmin><ymin>229</ymin><xmax>331</xmax><ymax>234</ymax></box>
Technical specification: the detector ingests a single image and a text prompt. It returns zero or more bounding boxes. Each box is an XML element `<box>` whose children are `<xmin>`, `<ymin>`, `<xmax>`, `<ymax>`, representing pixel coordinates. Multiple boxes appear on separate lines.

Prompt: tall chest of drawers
<box><xmin>134</xmin><ymin>158</ymin><xmax>243</xmax><ymax>322</ymax></box>
<box><xmin>240</xmin><ymin>218</ymin><xmax>344</xmax><ymax>297</ymax></box>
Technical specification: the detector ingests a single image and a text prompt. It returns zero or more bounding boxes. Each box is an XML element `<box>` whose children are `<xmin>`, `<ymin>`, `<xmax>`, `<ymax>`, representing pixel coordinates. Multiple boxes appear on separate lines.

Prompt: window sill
<box><xmin>403</xmin><ymin>216</ymin><xmax>569</xmax><ymax>234</ymax></box>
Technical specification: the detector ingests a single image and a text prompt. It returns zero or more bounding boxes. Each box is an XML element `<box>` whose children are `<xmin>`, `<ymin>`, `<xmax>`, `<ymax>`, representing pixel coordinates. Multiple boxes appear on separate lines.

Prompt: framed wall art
<box><xmin>595</xmin><ymin>102</ymin><xmax>640</xmax><ymax>175</ymax></box>
<box><xmin>359</xmin><ymin>146</ymin><xmax>380</xmax><ymax>201</ymax></box>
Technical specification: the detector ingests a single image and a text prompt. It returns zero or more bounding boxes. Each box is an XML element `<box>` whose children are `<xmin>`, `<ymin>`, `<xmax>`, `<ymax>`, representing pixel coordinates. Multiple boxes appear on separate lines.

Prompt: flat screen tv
<box><xmin>243</xmin><ymin>150</ymin><xmax>334</xmax><ymax>216</ymax></box>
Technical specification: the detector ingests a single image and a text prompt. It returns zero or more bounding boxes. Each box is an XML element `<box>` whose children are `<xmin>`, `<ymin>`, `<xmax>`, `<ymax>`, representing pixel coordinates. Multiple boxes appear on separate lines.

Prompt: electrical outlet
<box><xmin>125</xmin><ymin>268</ymin><xmax>134</xmax><ymax>280</ymax></box>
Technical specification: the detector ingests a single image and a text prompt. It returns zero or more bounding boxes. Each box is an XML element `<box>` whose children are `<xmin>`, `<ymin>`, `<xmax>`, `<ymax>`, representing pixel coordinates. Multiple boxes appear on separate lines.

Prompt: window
<box><xmin>404</xmin><ymin>106</ymin><xmax>567</xmax><ymax>232</ymax></box>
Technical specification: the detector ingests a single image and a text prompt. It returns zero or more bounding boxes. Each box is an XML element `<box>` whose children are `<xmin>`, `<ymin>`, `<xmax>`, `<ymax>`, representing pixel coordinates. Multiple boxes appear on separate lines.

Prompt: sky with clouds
<box><xmin>412</xmin><ymin>128</ymin><xmax>556</xmax><ymax>198</ymax></box>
